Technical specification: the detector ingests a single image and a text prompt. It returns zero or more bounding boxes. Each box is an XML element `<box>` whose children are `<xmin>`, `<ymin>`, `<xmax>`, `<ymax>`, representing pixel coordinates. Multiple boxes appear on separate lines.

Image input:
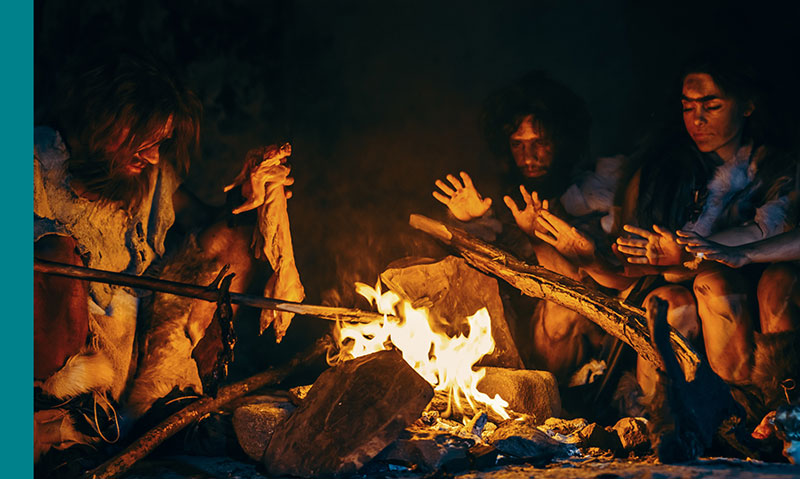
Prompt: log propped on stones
<box><xmin>409</xmin><ymin>214</ymin><xmax>700</xmax><ymax>379</ymax></box>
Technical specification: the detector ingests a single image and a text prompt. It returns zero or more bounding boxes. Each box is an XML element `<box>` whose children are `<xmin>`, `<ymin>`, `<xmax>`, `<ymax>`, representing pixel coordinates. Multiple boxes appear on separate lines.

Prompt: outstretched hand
<box><xmin>616</xmin><ymin>225</ymin><xmax>684</xmax><ymax>266</ymax></box>
<box><xmin>534</xmin><ymin>208</ymin><xmax>595</xmax><ymax>262</ymax></box>
<box><xmin>224</xmin><ymin>143</ymin><xmax>294</xmax><ymax>215</ymax></box>
<box><xmin>503</xmin><ymin>185</ymin><xmax>544</xmax><ymax>237</ymax></box>
<box><xmin>432</xmin><ymin>171</ymin><xmax>492</xmax><ymax>222</ymax></box>
<box><xmin>676</xmin><ymin>230</ymin><xmax>750</xmax><ymax>268</ymax></box>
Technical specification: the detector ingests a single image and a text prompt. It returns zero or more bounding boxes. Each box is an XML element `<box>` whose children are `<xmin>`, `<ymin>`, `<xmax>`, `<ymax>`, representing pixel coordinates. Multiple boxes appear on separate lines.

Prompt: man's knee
<box><xmin>693</xmin><ymin>267</ymin><xmax>746</xmax><ymax>299</ymax></box>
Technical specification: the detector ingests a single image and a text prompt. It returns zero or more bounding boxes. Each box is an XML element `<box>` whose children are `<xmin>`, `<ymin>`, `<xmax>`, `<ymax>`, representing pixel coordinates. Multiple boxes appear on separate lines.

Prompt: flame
<box><xmin>332</xmin><ymin>280</ymin><xmax>510</xmax><ymax>420</ymax></box>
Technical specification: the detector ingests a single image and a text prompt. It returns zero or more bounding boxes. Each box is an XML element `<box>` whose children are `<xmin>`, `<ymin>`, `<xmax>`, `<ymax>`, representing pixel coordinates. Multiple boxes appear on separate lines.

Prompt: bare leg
<box><xmin>529</xmin><ymin>300</ymin><xmax>607</xmax><ymax>383</ymax></box>
<box><xmin>636</xmin><ymin>285</ymin><xmax>699</xmax><ymax>398</ymax></box>
<box><xmin>757</xmin><ymin>263</ymin><xmax>800</xmax><ymax>334</ymax></box>
<box><xmin>125</xmin><ymin>221</ymin><xmax>261</xmax><ymax>418</ymax></box>
<box><xmin>693</xmin><ymin>267</ymin><xmax>754</xmax><ymax>384</ymax></box>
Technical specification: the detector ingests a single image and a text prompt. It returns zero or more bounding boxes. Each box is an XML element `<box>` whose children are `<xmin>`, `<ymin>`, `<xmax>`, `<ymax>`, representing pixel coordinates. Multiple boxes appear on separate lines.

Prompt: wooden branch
<box><xmin>409</xmin><ymin>214</ymin><xmax>701</xmax><ymax>378</ymax></box>
<box><xmin>35</xmin><ymin>258</ymin><xmax>389</xmax><ymax>324</ymax></box>
<box><xmin>81</xmin><ymin>340</ymin><xmax>327</xmax><ymax>479</ymax></box>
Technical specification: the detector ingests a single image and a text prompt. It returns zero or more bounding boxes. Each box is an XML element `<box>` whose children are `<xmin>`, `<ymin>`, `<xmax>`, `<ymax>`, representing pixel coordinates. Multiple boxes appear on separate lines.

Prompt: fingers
<box><xmin>503</xmin><ymin>195</ymin><xmax>521</xmax><ymax>216</ymax></box>
<box><xmin>434</xmin><ymin>179</ymin><xmax>455</xmax><ymax>197</ymax></box>
<box><xmin>652</xmin><ymin>224</ymin><xmax>675</xmax><ymax>239</ymax></box>
<box><xmin>616</xmin><ymin>236</ymin><xmax>648</xmax><ymax>248</ymax></box>
<box><xmin>675</xmin><ymin>230</ymin><xmax>704</xmax><ymax>246</ymax></box>
<box><xmin>432</xmin><ymin>191</ymin><xmax>451</xmax><ymax>205</ymax></box>
<box><xmin>542</xmin><ymin>199</ymin><xmax>549</xmax><ymax>210</ymax></box>
<box><xmin>535</xmin><ymin>214</ymin><xmax>559</xmax><ymax>237</ymax></box>
<box><xmin>446</xmin><ymin>173</ymin><xmax>464</xmax><ymax>191</ymax></box>
<box><xmin>534</xmin><ymin>229</ymin><xmax>558</xmax><ymax>247</ymax></box>
<box><xmin>538</xmin><ymin>209</ymin><xmax>566</xmax><ymax>228</ymax></box>
<box><xmin>232</xmin><ymin>198</ymin><xmax>261</xmax><ymax>215</ymax></box>
<box><xmin>459</xmin><ymin>171</ymin><xmax>474</xmax><ymax>188</ymax></box>
<box><xmin>622</xmin><ymin>224</ymin><xmax>655</xmax><ymax>239</ymax></box>
<box><xmin>626</xmin><ymin>256</ymin><xmax>650</xmax><ymax>264</ymax></box>
<box><xmin>616</xmin><ymin>244</ymin><xmax>647</xmax><ymax>257</ymax></box>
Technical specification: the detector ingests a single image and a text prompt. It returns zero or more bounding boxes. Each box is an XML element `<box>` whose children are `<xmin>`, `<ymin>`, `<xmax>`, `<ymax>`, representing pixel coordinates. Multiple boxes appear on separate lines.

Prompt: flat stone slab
<box><xmin>262</xmin><ymin>350</ymin><xmax>434</xmax><ymax>477</ymax></box>
<box><xmin>381</xmin><ymin>256</ymin><xmax>524</xmax><ymax>369</ymax></box>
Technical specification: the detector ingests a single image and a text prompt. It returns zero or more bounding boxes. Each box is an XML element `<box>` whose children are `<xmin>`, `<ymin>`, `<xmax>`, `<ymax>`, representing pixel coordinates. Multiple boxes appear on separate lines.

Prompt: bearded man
<box><xmin>34</xmin><ymin>53</ymin><xmax>300</xmax><ymax>466</ymax></box>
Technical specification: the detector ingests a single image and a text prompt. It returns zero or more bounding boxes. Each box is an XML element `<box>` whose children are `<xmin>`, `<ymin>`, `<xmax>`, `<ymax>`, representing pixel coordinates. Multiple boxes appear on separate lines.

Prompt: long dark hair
<box><xmin>52</xmin><ymin>52</ymin><xmax>202</xmax><ymax>207</ymax></box>
<box><xmin>616</xmin><ymin>54</ymin><xmax>781</xmax><ymax>231</ymax></box>
<box><xmin>481</xmin><ymin>71</ymin><xmax>591</xmax><ymax>199</ymax></box>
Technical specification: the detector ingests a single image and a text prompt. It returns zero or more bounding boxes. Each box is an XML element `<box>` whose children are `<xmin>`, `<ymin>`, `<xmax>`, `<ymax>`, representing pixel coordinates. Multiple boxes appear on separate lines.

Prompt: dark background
<box><xmin>34</xmin><ymin>0</ymin><xmax>800</xmax><ymax>365</ymax></box>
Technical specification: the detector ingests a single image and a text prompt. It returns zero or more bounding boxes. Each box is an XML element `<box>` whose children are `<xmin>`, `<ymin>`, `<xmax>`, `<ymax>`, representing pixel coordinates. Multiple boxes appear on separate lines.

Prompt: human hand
<box><xmin>616</xmin><ymin>225</ymin><xmax>684</xmax><ymax>266</ymax></box>
<box><xmin>534</xmin><ymin>208</ymin><xmax>595</xmax><ymax>263</ymax></box>
<box><xmin>503</xmin><ymin>185</ymin><xmax>544</xmax><ymax>237</ymax></box>
<box><xmin>676</xmin><ymin>230</ymin><xmax>750</xmax><ymax>268</ymax></box>
<box><xmin>224</xmin><ymin>143</ymin><xmax>294</xmax><ymax>215</ymax></box>
<box><xmin>432</xmin><ymin>171</ymin><xmax>492</xmax><ymax>222</ymax></box>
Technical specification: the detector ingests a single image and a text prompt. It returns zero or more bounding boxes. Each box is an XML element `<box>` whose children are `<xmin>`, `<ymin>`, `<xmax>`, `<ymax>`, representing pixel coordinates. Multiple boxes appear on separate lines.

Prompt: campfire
<box><xmin>44</xmin><ymin>215</ymin><xmax>798</xmax><ymax>479</ymax></box>
<box><xmin>331</xmin><ymin>279</ymin><xmax>510</xmax><ymax>421</ymax></box>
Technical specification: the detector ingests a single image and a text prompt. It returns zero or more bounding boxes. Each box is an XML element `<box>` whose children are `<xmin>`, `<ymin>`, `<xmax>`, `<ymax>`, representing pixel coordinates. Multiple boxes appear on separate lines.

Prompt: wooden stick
<box><xmin>35</xmin><ymin>258</ymin><xmax>389</xmax><ymax>324</ymax></box>
<box><xmin>81</xmin><ymin>340</ymin><xmax>327</xmax><ymax>479</ymax></box>
<box><xmin>409</xmin><ymin>214</ymin><xmax>701</xmax><ymax>378</ymax></box>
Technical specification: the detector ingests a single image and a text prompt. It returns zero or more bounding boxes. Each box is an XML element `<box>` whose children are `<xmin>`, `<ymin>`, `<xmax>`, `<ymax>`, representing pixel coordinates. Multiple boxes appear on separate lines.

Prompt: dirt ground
<box><xmin>124</xmin><ymin>455</ymin><xmax>799</xmax><ymax>479</ymax></box>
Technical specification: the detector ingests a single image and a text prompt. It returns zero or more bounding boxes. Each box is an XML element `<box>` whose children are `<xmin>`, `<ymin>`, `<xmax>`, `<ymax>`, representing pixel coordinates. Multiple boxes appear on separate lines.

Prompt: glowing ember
<box><xmin>331</xmin><ymin>280</ymin><xmax>510</xmax><ymax>420</ymax></box>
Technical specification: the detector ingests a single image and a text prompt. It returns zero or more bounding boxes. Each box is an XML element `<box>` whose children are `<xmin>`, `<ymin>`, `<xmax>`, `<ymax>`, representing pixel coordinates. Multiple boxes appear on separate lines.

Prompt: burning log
<box><xmin>409</xmin><ymin>214</ymin><xmax>701</xmax><ymax>378</ymax></box>
<box><xmin>262</xmin><ymin>349</ymin><xmax>434</xmax><ymax>477</ymax></box>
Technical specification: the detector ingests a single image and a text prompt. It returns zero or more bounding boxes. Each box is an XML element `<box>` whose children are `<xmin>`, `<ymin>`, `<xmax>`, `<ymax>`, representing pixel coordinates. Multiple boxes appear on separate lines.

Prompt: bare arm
<box><xmin>34</xmin><ymin>235</ymin><xmax>89</xmax><ymax>381</ymax></box>
<box><xmin>677</xmin><ymin>229</ymin><xmax>800</xmax><ymax>268</ymax></box>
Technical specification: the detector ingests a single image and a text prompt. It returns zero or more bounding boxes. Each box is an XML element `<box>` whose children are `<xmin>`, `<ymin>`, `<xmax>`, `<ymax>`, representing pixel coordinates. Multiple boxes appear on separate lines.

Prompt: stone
<box><xmin>372</xmin><ymin>425</ymin><xmax>475</xmax><ymax>472</ymax></box>
<box><xmin>232</xmin><ymin>399</ymin><xmax>295</xmax><ymax>461</ymax></box>
<box><xmin>262</xmin><ymin>350</ymin><xmax>434</xmax><ymax>477</ymax></box>
<box><xmin>468</xmin><ymin>443</ymin><xmax>499</xmax><ymax>469</ymax></box>
<box><xmin>381</xmin><ymin>256</ymin><xmax>524</xmax><ymax>369</ymax></box>
<box><xmin>477</xmin><ymin>367</ymin><xmax>561</xmax><ymax>422</ymax></box>
<box><xmin>578</xmin><ymin>422</ymin><xmax>622</xmax><ymax>451</ymax></box>
<box><xmin>489</xmin><ymin>418</ymin><xmax>575</xmax><ymax>463</ymax></box>
<box><xmin>612</xmin><ymin>417</ymin><xmax>651</xmax><ymax>454</ymax></box>
<box><xmin>288</xmin><ymin>384</ymin><xmax>312</xmax><ymax>406</ymax></box>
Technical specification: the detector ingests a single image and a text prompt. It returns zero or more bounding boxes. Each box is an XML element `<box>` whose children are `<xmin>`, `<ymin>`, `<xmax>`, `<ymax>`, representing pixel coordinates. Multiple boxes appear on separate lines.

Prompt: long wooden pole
<box><xmin>409</xmin><ymin>214</ymin><xmax>701</xmax><ymax>378</ymax></box>
<box><xmin>34</xmin><ymin>258</ymin><xmax>390</xmax><ymax>324</ymax></box>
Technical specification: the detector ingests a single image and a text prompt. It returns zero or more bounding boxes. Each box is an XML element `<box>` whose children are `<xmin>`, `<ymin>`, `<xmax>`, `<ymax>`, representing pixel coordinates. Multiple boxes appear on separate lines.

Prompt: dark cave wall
<box><xmin>35</xmin><ymin>0</ymin><xmax>800</xmax><ymax>316</ymax></box>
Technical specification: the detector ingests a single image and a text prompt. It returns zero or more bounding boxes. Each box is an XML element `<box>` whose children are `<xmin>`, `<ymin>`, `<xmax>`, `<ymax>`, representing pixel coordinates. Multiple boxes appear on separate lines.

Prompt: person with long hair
<box><xmin>34</xmin><ymin>53</ymin><xmax>297</xmax><ymax>471</ymax></box>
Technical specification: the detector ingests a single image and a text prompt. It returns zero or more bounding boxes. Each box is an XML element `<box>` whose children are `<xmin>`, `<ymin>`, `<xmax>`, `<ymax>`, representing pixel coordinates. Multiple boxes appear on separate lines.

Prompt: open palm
<box><xmin>432</xmin><ymin>171</ymin><xmax>492</xmax><ymax>221</ymax></box>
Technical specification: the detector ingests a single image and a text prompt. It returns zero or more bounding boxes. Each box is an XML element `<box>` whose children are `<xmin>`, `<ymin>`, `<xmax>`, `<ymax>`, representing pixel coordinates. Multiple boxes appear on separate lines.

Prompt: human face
<box><xmin>509</xmin><ymin>115</ymin><xmax>554</xmax><ymax>179</ymax></box>
<box><xmin>681</xmin><ymin>73</ymin><xmax>753</xmax><ymax>162</ymax></box>
<box><xmin>124</xmin><ymin>115</ymin><xmax>174</xmax><ymax>175</ymax></box>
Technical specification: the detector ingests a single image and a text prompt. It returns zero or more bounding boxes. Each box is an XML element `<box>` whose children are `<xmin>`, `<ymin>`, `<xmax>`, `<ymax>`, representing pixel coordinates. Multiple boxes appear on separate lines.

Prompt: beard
<box><xmin>67</xmin><ymin>151</ymin><xmax>154</xmax><ymax>209</ymax></box>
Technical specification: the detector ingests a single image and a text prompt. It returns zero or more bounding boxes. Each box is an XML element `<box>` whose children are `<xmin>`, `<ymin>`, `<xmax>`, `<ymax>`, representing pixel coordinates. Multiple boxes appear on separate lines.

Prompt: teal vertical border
<box><xmin>2</xmin><ymin>2</ymin><xmax>33</xmax><ymax>478</ymax></box>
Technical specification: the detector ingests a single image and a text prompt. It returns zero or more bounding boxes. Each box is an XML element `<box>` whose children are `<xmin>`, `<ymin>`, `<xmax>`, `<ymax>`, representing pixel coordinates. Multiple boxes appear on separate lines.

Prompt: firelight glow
<box><xmin>333</xmin><ymin>280</ymin><xmax>510</xmax><ymax>420</ymax></box>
